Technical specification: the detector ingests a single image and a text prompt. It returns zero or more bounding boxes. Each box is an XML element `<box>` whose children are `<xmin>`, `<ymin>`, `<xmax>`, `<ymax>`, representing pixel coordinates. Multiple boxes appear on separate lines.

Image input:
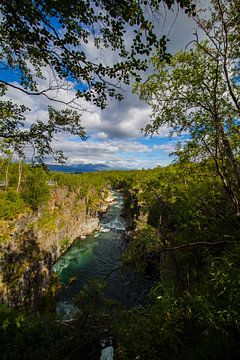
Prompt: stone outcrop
<box><xmin>0</xmin><ymin>187</ymin><xmax>112</xmax><ymax>309</ymax></box>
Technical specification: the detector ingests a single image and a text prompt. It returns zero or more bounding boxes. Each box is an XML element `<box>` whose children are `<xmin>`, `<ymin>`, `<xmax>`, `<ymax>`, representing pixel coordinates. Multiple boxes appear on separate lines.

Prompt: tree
<box><xmin>0</xmin><ymin>142</ymin><xmax>13</xmax><ymax>190</ymax></box>
<box><xmin>0</xmin><ymin>97</ymin><xmax>86</xmax><ymax>163</ymax></box>
<box><xmin>21</xmin><ymin>167</ymin><xmax>50</xmax><ymax>210</ymax></box>
<box><xmin>0</xmin><ymin>0</ymin><xmax>194</xmax><ymax>163</ymax></box>
<box><xmin>193</xmin><ymin>0</ymin><xmax>240</xmax><ymax>113</ymax></box>
<box><xmin>135</xmin><ymin>0</ymin><xmax>240</xmax><ymax>216</ymax></box>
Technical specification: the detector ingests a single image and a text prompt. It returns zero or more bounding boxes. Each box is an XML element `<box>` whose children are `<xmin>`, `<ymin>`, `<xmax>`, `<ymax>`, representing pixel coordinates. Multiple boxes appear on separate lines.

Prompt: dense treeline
<box><xmin>1</xmin><ymin>159</ymin><xmax>240</xmax><ymax>359</ymax></box>
<box><xmin>108</xmin><ymin>162</ymin><xmax>240</xmax><ymax>359</ymax></box>
<box><xmin>0</xmin><ymin>159</ymin><xmax>110</xmax><ymax>221</ymax></box>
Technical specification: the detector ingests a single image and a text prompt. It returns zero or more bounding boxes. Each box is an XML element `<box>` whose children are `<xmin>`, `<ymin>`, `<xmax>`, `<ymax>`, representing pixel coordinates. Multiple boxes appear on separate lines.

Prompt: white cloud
<box><xmin>1</xmin><ymin>70</ymin><xmax>179</xmax><ymax>168</ymax></box>
<box><xmin>117</xmin><ymin>107</ymin><xmax>151</xmax><ymax>137</ymax></box>
<box><xmin>152</xmin><ymin>143</ymin><xmax>176</xmax><ymax>152</ymax></box>
<box><xmin>1</xmin><ymin>6</ymin><xmax>198</xmax><ymax>169</ymax></box>
<box><xmin>97</xmin><ymin>132</ymin><xmax>108</xmax><ymax>139</ymax></box>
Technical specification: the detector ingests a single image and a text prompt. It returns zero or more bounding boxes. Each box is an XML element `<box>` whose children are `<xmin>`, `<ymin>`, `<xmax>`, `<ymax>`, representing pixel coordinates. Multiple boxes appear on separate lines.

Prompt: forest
<box><xmin>1</xmin><ymin>0</ymin><xmax>240</xmax><ymax>359</ymax></box>
<box><xmin>1</xmin><ymin>160</ymin><xmax>240</xmax><ymax>359</ymax></box>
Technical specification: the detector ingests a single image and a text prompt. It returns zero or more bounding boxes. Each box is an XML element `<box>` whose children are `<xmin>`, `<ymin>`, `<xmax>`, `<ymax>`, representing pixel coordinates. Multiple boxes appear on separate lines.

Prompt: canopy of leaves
<box><xmin>0</xmin><ymin>0</ymin><xmax>195</xmax><ymax>99</ymax></box>
<box><xmin>0</xmin><ymin>0</ymin><xmax>195</xmax><ymax>162</ymax></box>
<box><xmin>135</xmin><ymin>0</ymin><xmax>240</xmax><ymax>215</ymax></box>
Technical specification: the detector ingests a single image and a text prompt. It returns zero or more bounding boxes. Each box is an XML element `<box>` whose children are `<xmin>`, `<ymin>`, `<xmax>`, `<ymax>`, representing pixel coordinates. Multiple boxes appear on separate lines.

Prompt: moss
<box><xmin>0</xmin><ymin>220</ymin><xmax>13</xmax><ymax>244</ymax></box>
<box><xmin>72</xmin><ymin>200</ymin><xmax>86</xmax><ymax>216</ymax></box>
<box><xmin>36</xmin><ymin>209</ymin><xmax>58</xmax><ymax>234</ymax></box>
<box><xmin>0</xmin><ymin>235</ymin><xmax>10</xmax><ymax>244</ymax></box>
<box><xmin>59</xmin><ymin>237</ymin><xmax>70</xmax><ymax>252</ymax></box>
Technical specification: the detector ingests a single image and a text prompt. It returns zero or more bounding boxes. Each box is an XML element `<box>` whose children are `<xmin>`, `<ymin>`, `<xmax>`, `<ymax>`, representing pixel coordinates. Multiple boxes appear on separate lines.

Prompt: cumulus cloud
<box><xmin>1</xmin><ymin>6</ymin><xmax>198</xmax><ymax>169</ymax></box>
<box><xmin>152</xmin><ymin>143</ymin><xmax>176</xmax><ymax>152</ymax></box>
<box><xmin>52</xmin><ymin>137</ymin><xmax>150</xmax><ymax>160</ymax></box>
<box><xmin>45</xmin><ymin>134</ymin><xmax>174</xmax><ymax>169</ymax></box>
<box><xmin>97</xmin><ymin>132</ymin><xmax>108</xmax><ymax>139</ymax></box>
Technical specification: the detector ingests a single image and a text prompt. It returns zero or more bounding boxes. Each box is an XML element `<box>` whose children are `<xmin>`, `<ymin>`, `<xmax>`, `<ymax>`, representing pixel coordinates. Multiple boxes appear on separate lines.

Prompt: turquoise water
<box><xmin>53</xmin><ymin>192</ymin><xmax>152</xmax><ymax>312</ymax></box>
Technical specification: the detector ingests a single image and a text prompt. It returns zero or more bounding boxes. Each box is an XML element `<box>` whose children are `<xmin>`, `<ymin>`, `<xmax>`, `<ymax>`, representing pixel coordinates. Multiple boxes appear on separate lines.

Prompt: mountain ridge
<box><xmin>47</xmin><ymin>163</ymin><xmax>112</xmax><ymax>173</ymax></box>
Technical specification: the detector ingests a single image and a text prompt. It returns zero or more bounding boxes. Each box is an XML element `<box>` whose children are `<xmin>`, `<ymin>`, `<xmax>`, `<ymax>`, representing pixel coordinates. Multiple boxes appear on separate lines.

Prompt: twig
<box><xmin>169</xmin><ymin>240</ymin><xmax>235</xmax><ymax>251</ymax></box>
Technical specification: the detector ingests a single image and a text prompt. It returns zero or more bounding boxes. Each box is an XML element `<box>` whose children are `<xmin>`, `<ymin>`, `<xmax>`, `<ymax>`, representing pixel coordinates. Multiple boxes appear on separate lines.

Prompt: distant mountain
<box><xmin>47</xmin><ymin>163</ymin><xmax>112</xmax><ymax>173</ymax></box>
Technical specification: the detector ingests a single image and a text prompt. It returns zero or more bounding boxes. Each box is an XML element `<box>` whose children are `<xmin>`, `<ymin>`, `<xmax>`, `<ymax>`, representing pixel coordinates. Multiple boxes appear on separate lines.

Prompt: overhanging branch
<box><xmin>169</xmin><ymin>240</ymin><xmax>236</xmax><ymax>251</ymax></box>
<box><xmin>0</xmin><ymin>79</ymin><xmax>87</xmax><ymax>111</ymax></box>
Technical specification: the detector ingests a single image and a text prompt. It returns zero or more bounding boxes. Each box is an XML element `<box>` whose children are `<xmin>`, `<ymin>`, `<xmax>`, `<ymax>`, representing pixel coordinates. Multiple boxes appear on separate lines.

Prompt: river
<box><xmin>53</xmin><ymin>191</ymin><xmax>152</xmax><ymax>358</ymax></box>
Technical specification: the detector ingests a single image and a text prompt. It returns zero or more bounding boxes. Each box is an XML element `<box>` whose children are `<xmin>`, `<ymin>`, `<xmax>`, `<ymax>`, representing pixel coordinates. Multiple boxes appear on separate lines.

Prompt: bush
<box><xmin>21</xmin><ymin>167</ymin><xmax>50</xmax><ymax>210</ymax></box>
<box><xmin>0</xmin><ymin>190</ymin><xmax>25</xmax><ymax>220</ymax></box>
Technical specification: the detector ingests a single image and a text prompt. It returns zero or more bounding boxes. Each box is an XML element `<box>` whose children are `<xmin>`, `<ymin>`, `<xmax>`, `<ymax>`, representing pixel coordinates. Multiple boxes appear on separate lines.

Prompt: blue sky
<box><xmin>1</xmin><ymin>5</ymin><xmax>195</xmax><ymax>169</ymax></box>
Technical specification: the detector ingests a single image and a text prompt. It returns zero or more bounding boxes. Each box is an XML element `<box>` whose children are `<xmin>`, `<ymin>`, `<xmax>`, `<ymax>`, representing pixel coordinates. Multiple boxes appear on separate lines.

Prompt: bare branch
<box><xmin>169</xmin><ymin>240</ymin><xmax>236</xmax><ymax>251</ymax></box>
<box><xmin>0</xmin><ymin>79</ymin><xmax>87</xmax><ymax>111</ymax></box>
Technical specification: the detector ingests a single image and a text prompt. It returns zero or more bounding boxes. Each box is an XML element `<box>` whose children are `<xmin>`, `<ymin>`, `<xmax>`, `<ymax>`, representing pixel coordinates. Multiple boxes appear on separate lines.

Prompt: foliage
<box><xmin>0</xmin><ymin>0</ymin><xmax>194</xmax><ymax>162</ymax></box>
<box><xmin>0</xmin><ymin>305</ymin><xmax>102</xmax><ymax>360</ymax></box>
<box><xmin>0</xmin><ymin>281</ymin><xmax>118</xmax><ymax>360</ymax></box>
<box><xmin>21</xmin><ymin>167</ymin><xmax>50</xmax><ymax>210</ymax></box>
<box><xmin>113</xmin><ymin>247</ymin><xmax>240</xmax><ymax>359</ymax></box>
<box><xmin>135</xmin><ymin>0</ymin><xmax>240</xmax><ymax>215</ymax></box>
<box><xmin>0</xmin><ymin>160</ymin><xmax>112</xmax><ymax>220</ymax></box>
<box><xmin>0</xmin><ymin>190</ymin><xmax>25</xmax><ymax>220</ymax></box>
<box><xmin>122</xmin><ymin>223</ymin><xmax>162</xmax><ymax>273</ymax></box>
<box><xmin>1</xmin><ymin>88</ymin><xmax>240</xmax><ymax>360</ymax></box>
<box><xmin>104</xmin><ymin>158</ymin><xmax>240</xmax><ymax>358</ymax></box>
<box><xmin>1</xmin><ymin>159</ymin><xmax>240</xmax><ymax>358</ymax></box>
<box><xmin>59</xmin><ymin>237</ymin><xmax>70</xmax><ymax>252</ymax></box>
<box><xmin>0</xmin><ymin>0</ymin><xmax>194</xmax><ymax>99</ymax></box>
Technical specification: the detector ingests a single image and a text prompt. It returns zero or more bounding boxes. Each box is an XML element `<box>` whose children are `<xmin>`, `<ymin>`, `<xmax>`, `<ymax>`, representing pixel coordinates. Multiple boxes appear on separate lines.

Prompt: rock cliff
<box><xmin>0</xmin><ymin>186</ymin><xmax>111</xmax><ymax>309</ymax></box>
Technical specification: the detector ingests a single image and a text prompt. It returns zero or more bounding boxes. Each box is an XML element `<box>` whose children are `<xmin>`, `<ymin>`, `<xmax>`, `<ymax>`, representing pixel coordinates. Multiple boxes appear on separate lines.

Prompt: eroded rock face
<box><xmin>0</xmin><ymin>187</ymin><xmax>110</xmax><ymax>309</ymax></box>
<box><xmin>35</xmin><ymin>187</ymin><xmax>101</xmax><ymax>261</ymax></box>
<box><xmin>0</xmin><ymin>231</ymin><xmax>53</xmax><ymax>309</ymax></box>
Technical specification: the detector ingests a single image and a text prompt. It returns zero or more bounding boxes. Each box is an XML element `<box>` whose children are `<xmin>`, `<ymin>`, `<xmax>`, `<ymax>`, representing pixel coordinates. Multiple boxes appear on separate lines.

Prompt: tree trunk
<box><xmin>17</xmin><ymin>159</ymin><xmax>23</xmax><ymax>192</ymax></box>
<box><xmin>222</xmin><ymin>136</ymin><xmax>240</xmax><ymax>191</ymax></box>
<box><xmin>5</xmin><ymin>161</ymin><xmax>9</xmax><ymax>191</ymax></box>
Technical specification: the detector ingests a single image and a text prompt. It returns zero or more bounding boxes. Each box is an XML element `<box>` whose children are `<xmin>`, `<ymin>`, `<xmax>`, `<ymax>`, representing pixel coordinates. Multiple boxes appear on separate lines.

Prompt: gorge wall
<box><xmin>0</xmin><ymin>186</ymin><xmax>111</xmax><ymax>309</ymax></box>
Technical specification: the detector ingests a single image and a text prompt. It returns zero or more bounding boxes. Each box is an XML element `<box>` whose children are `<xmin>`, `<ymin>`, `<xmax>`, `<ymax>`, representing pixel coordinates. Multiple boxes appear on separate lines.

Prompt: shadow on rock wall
<box><xmin>0</xmin><ymin>230</ymin><xmax>56</xmax><ymax>310</ymax></box>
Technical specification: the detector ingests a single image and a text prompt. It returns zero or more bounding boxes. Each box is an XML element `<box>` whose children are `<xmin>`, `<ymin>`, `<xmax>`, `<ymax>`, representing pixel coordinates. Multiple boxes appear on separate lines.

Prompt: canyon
<box><xmin>0</xmin><ymin>185</ymin><xmax>114</xmax><ymax>309</ymax></box>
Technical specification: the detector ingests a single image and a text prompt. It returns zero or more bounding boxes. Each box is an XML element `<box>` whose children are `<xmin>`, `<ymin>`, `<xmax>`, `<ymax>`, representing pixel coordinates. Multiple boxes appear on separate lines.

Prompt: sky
<box><xmin>1</xmin><ymin>4</ymin><xmax>199</xmax><ymax>170</ymax></box>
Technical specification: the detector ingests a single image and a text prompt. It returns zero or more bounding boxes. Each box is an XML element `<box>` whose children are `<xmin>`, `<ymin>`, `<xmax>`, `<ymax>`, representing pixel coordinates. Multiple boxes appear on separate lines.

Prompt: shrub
<box><xmin>0</xmin><ymin>190</ymin><xmax>25</xmax><ymax>220</ymax></box>
<box><xmin>21</xmin><ymin>167</ymin><xmax>50</xmax><ymax>210</ymax></box>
